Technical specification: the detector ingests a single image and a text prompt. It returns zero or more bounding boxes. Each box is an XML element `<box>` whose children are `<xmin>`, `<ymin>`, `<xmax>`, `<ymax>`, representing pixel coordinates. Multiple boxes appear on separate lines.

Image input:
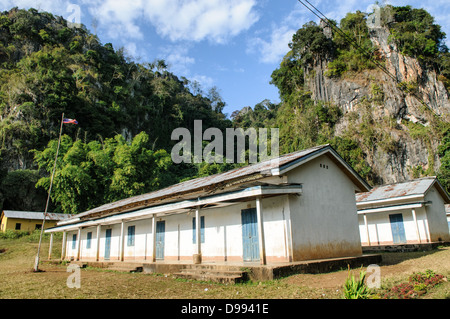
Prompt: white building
<box><xmin>446</xmin><ymin>204</ymin><xmax>450</xmax><ymax>231</ymax></box>
<box><xmin>357</xmin><ymin>177</ymin><xmax>450</xmax><ymax>247</ymax></box>
<box><xmin>46</xmin><ymin>144</ymin><xmax>370</xmax><ymax>265</ymax></box>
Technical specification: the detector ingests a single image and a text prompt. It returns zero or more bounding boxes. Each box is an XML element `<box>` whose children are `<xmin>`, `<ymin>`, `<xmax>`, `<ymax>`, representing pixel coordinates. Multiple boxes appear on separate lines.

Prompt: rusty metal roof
<box><xmin>62</xmin><ymin>143</ymin><xmax>370</xmax><ymax>224</ymax></box>
<box><xmin>73</xmin><ymin>144</ymin><xmax>327</xmax><ymax>219</ymax></box>
<box><xmin>356</xmin><ymin>177</ymin><xmax>449</xmax><ymax>203</ymax></box>
<box><xmin>2</xmin><ymin>210</ymin><xmax>73</xmax><ymax>221</ymax></box>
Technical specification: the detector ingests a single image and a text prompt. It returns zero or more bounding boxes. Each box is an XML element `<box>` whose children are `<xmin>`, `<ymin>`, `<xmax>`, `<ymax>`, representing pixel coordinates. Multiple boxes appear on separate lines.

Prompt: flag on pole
<box><xmin>63</xmin><ymin>118</ymin><xmax>78</xmax><ymax>124</ymax></box>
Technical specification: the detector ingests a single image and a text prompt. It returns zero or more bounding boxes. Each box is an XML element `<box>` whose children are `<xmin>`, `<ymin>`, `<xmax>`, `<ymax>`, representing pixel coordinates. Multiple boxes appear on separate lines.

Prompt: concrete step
<box><xmin>173</xmin><ymin>267</ymin><xmax>248</xmax><ymax>284</ymax></box>
<box><xmin>105</xmin><ymin>263</ymin><xmax>143</xmax><ymax>273</ymax></box>
<box><xmin>70</xmin><ymin>261</ymin><xmax>143</xmax><ymax>273</ymax></box>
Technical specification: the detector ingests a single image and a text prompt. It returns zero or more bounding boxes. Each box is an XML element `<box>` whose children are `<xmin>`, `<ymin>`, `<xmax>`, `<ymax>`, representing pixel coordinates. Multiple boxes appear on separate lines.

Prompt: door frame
<box><xmin>155</xmin><ymin>220</ymin><xmax>165</xmax><ymax>260</ymax></box>
<box><xmin>104</xmin><ymin>228</ymin><xmax>112</xmax><ymax>260</ymax></box>
<box><xmin>241</xmin><ymin>208</ymin><xmax>260</xmax><ymax>262</ymax></box>
<box><xmin>389</xmin><ymin>213</ymin><xmax>407</xmax><ymax>244</ymax></box>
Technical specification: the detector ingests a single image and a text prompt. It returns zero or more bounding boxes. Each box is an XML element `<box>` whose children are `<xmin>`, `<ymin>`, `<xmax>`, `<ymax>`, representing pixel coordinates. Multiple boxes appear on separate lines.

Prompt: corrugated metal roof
<box><xmin>75</xmin><ymin>144</ymin><xmax>328</xmax><ymax>220</ymax></box>
<box><xmin>71</xmin><ymin>144</ymin><xmax>338</xmax><ymax>222</ymax></box>
<box><xmin>2</xmin><ymin>210</ymin><xmax>73</xmax><ymax>221</ymax></box>
<box><xmin>356</xmin><ymin>177</ymin><xmax>437</xmax><ymax>203</ymax></box>
<box><xmin>60</xmin><ymin>143</ymin><xmax>371</xmax><ymax>225</ymax></box>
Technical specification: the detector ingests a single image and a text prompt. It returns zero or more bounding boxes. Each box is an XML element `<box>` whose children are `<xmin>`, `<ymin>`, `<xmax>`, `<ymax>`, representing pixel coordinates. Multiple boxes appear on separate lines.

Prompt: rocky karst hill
<box><xmin>235</xmin><ymin>5</ymin><xmax>450</xmax><ymax>189</ymax></box>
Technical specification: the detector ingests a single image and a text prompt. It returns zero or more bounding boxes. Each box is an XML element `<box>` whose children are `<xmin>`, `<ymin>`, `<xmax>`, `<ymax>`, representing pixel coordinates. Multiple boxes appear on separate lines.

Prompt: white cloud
<box><xmin>83</xmin><ymin>0</ymin><xmax>144</xmax><ymax>40</ymax></box>
<box><xmin>247</xmin><ymin>25</ymin><xmax>296</xmax><ymax>64</ymax></box>
<box><xmin>247</xmin><ymin>5</ymin><xmax>308</xmax><ymax>64</ymax></box>
<box><xmin>159</xmin><ymin>45</ymin><xmax>196</xmax><ymax>75</ymax></box>
<box><xmin>76</xmin><ymin>0</ymin><xmax>259</xmax><ymax>44</ymax></box>
<box><xmin>141</xmin><ymin>0</ymin><xmax>259</xmax><ymax>43</ymax></box>
<box><xmin>190</xmin><ymin>74</ymin><xmax>214</xmax><ymax>89</ymax></box>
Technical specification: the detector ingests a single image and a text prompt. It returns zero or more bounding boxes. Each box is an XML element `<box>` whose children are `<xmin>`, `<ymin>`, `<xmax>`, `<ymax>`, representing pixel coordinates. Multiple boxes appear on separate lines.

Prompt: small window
<box><xmin>86</xmin><ymin>232</ymin><xmax>92</xmax><ymax>249</ymax></box>
<box><xmin>15</xmin><ymin>223</ymin><xmax>21</xmax><ymax>230</ymax></box>
<box><xmin>127</xmin><ymin>225</ymin><xmax>135</xmax><ymax>246</ymax></box>
<box><xmin>72</xmin><ymin>234</ymin><xmax>77</xmax><ymax>249</ymax></box>
<box><xmin>192</xmin><ymin>216</ymin><xmax>205</xmax><ymax>243</ymax></box>
<box><xmin>35</xmin><ymin>224</ymin><xmax>42</xmax><ymax>230</ymax></box>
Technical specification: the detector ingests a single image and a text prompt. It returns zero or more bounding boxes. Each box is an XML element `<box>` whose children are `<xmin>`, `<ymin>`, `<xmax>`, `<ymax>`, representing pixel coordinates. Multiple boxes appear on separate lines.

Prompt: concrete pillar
<box><xmin>364</xmin><ymin>214</ymin><xmax>370</xmax><ymax>246</ymax></box>
<box><xmin>412</xmin><ymin>208</ymin><xmax>422</xmax><ymax>243</ymax></box>
<box><xmin>48</xmin><ymin>233</ymin><xmax>54</xmax><ymax>260</ymax></box>
<box><xmin>152</xmin><ymin>216</ymin><xmax>156</xmax><ymax>262</ymax></box>
<box><xmin>76</xmin><ymin>228</ymin><xmax>81</xmax><ymax>261</ymax></box>
<box><xmin>119</xmin><ymin>221</ymin><xmax>125</xmax><ymax>261</ymax></box>
<box><xmin>256</xmin><ymin>196</ymin><xmax>266</xmax><ymax>265</ymax></box>
<box><xmin>96</xmin><ymin>224</ymin><xmax>101</xmax><ymax>261</ymax></box>
<box><xmin>61</xmin><ymin>231</ymin><xmax>66</xmax><ymax>261</ymax></box>
<box><xmin>194</xmin><ymin>206</ymin><xmax>202</xmax><ymax>264</ymax></box>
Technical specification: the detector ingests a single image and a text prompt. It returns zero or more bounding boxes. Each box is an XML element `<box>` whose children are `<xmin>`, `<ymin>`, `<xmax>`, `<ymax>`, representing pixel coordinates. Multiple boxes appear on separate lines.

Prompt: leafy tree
<box><xmin>289</xmin><ymin>21</ymin><xmax>335</xmax><ymax>68</ymax></box>
<box><xmin>0</xmin><ymin>7</ymin><xmax>232</xmax><ymax>175</ymax></box>
<box><xmin>386</xmin><ymin>5</ymin><xmax>447</xmax><ymax>65</ymax></box>
<box><xmin>34</xmin><ymin>132</ymin><xmax>177</xmax><ymax>214</ymax></box>
<box><xmin>437</xmin><ymin>122</ymin><xmax>450</xmax><ymax>194</ymax></box>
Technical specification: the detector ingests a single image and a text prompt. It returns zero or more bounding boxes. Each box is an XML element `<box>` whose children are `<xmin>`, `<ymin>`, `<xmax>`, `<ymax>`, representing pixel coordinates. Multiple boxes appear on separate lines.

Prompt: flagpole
<box><xmin>34</xmin><ymin>113</ymin><xmax>65</xmax><ymax>272</ymax></box>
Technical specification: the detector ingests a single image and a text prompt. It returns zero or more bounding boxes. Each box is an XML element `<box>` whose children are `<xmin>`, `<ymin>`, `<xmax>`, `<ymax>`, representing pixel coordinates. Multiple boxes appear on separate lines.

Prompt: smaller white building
<box><xmin>356</xmin><ymin>177</ymin><xmax>450</xmax><ymax>247</ymax></box>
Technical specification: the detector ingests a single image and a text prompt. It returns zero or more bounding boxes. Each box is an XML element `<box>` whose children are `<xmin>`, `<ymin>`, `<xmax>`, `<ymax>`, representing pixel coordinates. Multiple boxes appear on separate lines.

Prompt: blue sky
<box><xmin>1</xmin><ymin>0</ymin><xmax>450</xmax><ymax>118</ymax></box>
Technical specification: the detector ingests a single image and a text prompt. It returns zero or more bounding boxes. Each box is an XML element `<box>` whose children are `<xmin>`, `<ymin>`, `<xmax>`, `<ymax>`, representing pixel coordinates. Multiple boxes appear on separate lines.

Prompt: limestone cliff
<box><xmin>303</xmin><ymin>23</ymin><xmax>449</xmax><ymax>185</ymax></box>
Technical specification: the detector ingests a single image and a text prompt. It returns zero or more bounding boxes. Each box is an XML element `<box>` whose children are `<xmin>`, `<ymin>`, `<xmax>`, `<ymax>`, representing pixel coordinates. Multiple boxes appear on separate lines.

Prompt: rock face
<box><xmin>304</xmin><ymin>24</ymin><xmax>449</xmax><ymax>184</ymax></box>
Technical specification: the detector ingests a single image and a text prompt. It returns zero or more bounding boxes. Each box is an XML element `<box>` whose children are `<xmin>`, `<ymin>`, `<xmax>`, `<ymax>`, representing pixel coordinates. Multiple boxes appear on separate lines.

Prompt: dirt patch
<box><xmin>283</xmin><ymin>248</ymin><xmax>450</xmax><ymax>290</ymax></box>
<box><xmin>285</xmin><ymin>271</ymin><xmax>355</xmax><ymax>289</ymax></box>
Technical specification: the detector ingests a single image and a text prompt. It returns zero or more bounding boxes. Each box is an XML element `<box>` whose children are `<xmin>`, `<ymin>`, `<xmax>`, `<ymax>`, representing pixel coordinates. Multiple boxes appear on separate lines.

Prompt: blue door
<box><xmin>241</xmin><ymin>208</ymin><xmax>260</xmax><ymax>262</ymax></box>
<box><xmin>389</xmin><ymin>214</ymin><xmax>407</xmax><ymax>244</ymax></box>
<box><xmin>104</xmin><ymin>228</ymin><xmax>112</xmax><ymax>260</ymax></box>
<box><xmin>156</xmin><ymin>221</ymin><xmax>165</xmax><ymax>260</ymax></box>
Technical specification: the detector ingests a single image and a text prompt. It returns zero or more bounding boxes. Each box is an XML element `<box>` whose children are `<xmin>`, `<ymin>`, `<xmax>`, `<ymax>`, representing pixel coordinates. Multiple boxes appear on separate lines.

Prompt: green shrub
<box><xmin>343</xmin><ymin>267</ymin><xmax>372</xmax><ymax>299</ymax></box>
<box><xmin>0</xmin><ymin>229</ymin><xmax>30</xmax><ymax>239</ymax></box>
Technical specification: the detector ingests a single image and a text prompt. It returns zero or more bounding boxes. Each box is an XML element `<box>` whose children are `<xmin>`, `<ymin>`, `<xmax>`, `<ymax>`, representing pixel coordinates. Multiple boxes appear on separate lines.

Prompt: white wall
<box><xmin>358</xmin><ymin>207</ymin><xmax>430</xmax><ymax>245</ymax></box>
<box><xmin>286</xmin><ymin>154</ymin><xmax>363</xmax><ymax>261</ymax></box>
<box><xmin>63</xmin><ymin>196</ymin><xmax>292</xmax><ymax>263</ymax></box>
<box><xmin>425</xmin><ymin>186</ymin><xmax>450</xmax><ymax>242</ymax></box>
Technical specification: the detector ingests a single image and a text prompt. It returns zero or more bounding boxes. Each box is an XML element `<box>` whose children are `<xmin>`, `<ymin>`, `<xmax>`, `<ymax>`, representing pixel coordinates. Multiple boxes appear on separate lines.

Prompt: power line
<box><xmin>296</xmin><ymin>0</ymin><xmax>439</xmax><ymax>116</ymax></box>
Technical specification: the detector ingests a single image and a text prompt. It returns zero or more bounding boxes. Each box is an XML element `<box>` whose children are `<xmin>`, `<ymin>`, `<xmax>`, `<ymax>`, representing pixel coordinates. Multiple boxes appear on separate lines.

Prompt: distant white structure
<box><xmin>356</xmin><ymin>177</ymin><xmax>450</xmax><ymax>247</ymax></box>
<box><xmin>45</xmin><ymin>144</ymin><xmax>370</xmax><ymax>265</ymax></box>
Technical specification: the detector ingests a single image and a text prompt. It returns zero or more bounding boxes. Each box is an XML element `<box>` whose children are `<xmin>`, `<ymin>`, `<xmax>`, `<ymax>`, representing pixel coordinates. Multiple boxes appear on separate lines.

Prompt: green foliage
<box><xmin>343</xmin><ymin>267</ymin><xmax>372</xmax><ymax>299</ymax></box>
<box><xmin>437</xmin><ymin>123</ymin><xmax>450</xmax><ymax>193</ymax></box>
<box><xmin>325</xmin><ymin>11</ymin><xmax>376</xmax><ymax>78</ymax></box>
<box><xmin>0</xmin><ymin>229</ymin><xmax>30</xmax><ymax>239</ymax></box>
<box><xmin>289</xmin><ymin>21</ymin><xmax>335</xmax><ymax>67</ymax></box>
<box><xmin>386</xmin><ymin>5</ymin><xmax>447</xmax><ymax>65</ymax></box>
<box><xmin>275</xmin><ymin>91</ymin><xmax>342</xmax><ymax>154</ymax></box>
<box><xmin>34</xmin><ymin>132</ymin><xmax>179</xmax><ymax>214</ymax></box>
<box><xmin>0</xmin><ymin>8</ymin><xmax>231</xmax><ymax>175</ymax></box>
<box><xmin>329</xmin><ymin>136</ymin><xmax>372</xmax><ymax>181</ymax></box>
<box><xmin>231</xmin><ymin>99</ymin><xmax>279</xmax><ymax>129</ymax></box>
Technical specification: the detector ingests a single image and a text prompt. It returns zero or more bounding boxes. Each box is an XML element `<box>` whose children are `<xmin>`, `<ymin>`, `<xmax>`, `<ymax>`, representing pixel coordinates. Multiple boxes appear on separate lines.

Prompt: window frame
<box><xmin>192</xmin><ymin>216</ymin><xmax>205</xmax><ymax>244</ymax></box>
<box><xmin>127</xmin><ymin>225</ymin><xmax>135</xmax><ymax>247</ymax></box>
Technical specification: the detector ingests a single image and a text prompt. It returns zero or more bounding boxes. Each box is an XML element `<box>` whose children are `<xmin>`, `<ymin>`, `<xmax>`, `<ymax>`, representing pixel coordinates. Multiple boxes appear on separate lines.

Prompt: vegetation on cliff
<box><xmin>235</xmin><ymin>4</ymin><xmax>450</xmax><ymax>189</ymax></box>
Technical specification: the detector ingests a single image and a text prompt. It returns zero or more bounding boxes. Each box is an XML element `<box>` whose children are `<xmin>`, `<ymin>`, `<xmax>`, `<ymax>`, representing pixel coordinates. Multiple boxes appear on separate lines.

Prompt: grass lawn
<box><xmin>0</xmin><ymin>232</ymin><xmax>449</xmax><ymax>299</ymax></box>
